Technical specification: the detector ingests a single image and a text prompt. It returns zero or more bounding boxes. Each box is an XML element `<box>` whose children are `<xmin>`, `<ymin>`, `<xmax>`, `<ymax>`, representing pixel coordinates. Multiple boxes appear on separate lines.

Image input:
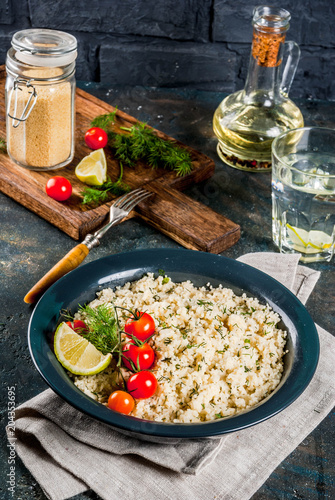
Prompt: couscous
<box><xmin>71</xmin><ymin>273</ymin><xmax>287</xmax><ymax>423</ymax></box>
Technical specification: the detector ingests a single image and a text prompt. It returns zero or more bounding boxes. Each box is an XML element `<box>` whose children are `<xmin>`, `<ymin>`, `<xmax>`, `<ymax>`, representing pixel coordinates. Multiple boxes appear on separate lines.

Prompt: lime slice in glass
<box><xmin>286</xmin><ymin>224</ymin><xmax>333</xmax><ymax>254</ymax></box>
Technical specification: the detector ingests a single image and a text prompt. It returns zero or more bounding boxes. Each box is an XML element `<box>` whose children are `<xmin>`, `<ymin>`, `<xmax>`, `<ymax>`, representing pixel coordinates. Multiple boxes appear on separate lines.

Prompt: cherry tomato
<box><xmin>124</xmin><ymin>312</ymin><xmax>155</xmax><ymax>342</ymax></box>
<box><xmin>126</xmin><ymin>371</ymin><xmax>158</xmax><ymax>399</ymax></box>
<box><xmin>122</xmin><ymin>340</ymin><xmax>155</xmax><ymax>372</ymax></box>
<box><xmin>85</xmin><ymin>127</ymin><xmax>108</xmax><ymax>149</ymax></box>
<box><xmin>66</xmin><ymin>320</ymin><xmax>89</xmax><ymax>334</ymax></box>
<box><xmin>107</xmin><ymin>390</ymin><xmax>135</xmax><ymax>415</ymax></box>
<box><xmin>45</xmin><ymin>176</ymin><xmax>72</xmax><ymax>201</ymax></box>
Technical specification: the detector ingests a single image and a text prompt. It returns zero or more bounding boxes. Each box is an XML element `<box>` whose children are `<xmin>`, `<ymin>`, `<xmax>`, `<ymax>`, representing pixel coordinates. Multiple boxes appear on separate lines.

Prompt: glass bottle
<box><xmin>5</xmin><ymin>29</ymin><xmax>77</xmax><ymax>171</ymax></box>
<box><xmin>213</xmin><ymin>6</ymin><xmax>303</xmax><ymax>172</ymax></box>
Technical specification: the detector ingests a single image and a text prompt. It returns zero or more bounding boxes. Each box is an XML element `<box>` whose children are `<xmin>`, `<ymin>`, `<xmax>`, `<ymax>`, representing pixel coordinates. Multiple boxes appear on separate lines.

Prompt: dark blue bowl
<box><xmin>28</xmin><ymin>249</ymin><xmax>319</xmax><ymax>441</ymax></box>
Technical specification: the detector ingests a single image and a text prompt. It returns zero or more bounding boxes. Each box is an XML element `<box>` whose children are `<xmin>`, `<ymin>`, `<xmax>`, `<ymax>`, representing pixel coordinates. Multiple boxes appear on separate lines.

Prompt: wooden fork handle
<box><xmin>24</xmin><ymin>244</ymin><xmax>90</xmax><ymax>304</ymax></box>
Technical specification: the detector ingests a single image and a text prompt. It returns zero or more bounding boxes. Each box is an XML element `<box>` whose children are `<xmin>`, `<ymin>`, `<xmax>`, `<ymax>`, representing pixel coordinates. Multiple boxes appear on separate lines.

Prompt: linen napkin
<box><xmin>7</xmin><ymin>253</ymin><xmax>335</xmax><ymax>500</ymax></box>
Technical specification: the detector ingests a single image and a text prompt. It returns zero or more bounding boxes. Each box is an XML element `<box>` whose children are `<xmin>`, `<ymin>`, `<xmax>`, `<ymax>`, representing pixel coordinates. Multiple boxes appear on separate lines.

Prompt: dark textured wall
<box><xmin>0</xmin><ymin>0</ymin><xmax>334</xmax><ymax>100</ymax></box>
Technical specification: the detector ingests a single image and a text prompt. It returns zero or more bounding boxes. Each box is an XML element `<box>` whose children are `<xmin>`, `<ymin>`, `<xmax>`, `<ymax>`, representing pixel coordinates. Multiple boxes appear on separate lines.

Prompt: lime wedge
<box><xmin>54</xmin><ymin>322</ymin><xmax>111</xmax><ymax>375</ymax></box>
<box><xmin>75</xmin><ymin>149</ymin><xmax>107</xmax><ymax>186</ymax></box>
<box><xmin>286</xmin><ymin>224</ymin><xmax>333</xmax><ymax>253</ymax></box>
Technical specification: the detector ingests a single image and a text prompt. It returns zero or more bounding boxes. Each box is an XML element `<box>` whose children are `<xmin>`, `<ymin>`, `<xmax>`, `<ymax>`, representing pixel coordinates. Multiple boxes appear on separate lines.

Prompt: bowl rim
<box><xmin>28</xmin><ymin>248</ymin><xmax>320</xmax><ymax>438</ymax></box>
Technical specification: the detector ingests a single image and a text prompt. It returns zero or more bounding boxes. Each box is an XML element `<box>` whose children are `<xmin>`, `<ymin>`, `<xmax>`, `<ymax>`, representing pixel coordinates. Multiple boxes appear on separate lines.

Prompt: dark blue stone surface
<box><xmin>0</xmin><ymin>84</ymin><xmax>334</xmax><ymax>499</ymax></box>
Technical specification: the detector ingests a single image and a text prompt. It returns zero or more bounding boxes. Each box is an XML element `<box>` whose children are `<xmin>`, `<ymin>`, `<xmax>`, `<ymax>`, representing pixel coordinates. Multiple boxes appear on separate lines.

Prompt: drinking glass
<box><xmin>272</xmin><ymin>127</ymin><xmax>335</xmax><ymax>263</ymax></box>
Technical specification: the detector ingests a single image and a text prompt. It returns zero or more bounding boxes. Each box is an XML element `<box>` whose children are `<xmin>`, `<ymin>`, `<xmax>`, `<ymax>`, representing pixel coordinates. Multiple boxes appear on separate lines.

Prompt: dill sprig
<box><xmin>90</xmin><ymin>112</ymin><xmax>193</xmax><ymax>177</ymax></box>
<box><xmin>0</xmin><ymin>137</ymin><xmax>7</xmax><ymax>153</ymax></box>
<box><xmin>78</xmin><ymin>304</ymin><xmax>119</xmax><ymax>355</ymax></box>
<box><xmin>81</xmin><ymin>162</ymin><xmax>130</xmax><ymax>206</ymax></box>
<box><xmin>90</xmin><ymin>109</ymin><xmax>118</xmax><ymax>141</ymax></box>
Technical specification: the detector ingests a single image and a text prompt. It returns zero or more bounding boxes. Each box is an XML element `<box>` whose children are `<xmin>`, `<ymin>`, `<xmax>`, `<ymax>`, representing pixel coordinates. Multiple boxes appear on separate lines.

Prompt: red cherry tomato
<box><xmin>124</xmin><ymin>312</ymin><xmax>155</xmax><ymax>342</ymax></box>
<box><xmin>122</xmin><ymin>340</ymin><xmax>155</xmax><ymax>372</ymax></box>
<box><xmin>66</xmin><ymin>320</ymin><xmax>89</xmax><ymax>334</ymax></box>
<box><xmin>85</xmin><ymin>127</ymin><xmax>108</xmax><ymax>150</ymax></box>
<box><xmin>45</xmin><ymin>176</ymin><xmax>72</xmax><ymax>201</ymax></box>
<box><xmin>126</xmin><ymin>371</ymin><xmax>158</xmax><ymax>399</ymax></box>
<box><xmin>107</xmin><ymin>390</ymin><xmax>135</xmax><ymax>415</ymax></box>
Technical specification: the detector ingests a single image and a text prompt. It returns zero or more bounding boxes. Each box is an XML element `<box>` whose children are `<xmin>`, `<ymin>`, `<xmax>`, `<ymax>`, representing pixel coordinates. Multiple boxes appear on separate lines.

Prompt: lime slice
<box><xmin>54</xmin><ymin>322</ymin><xmax>111</xmax><ymax>375</ymax></box>
<box><xmin>286</xmin><ymin>224</ymin><xmax>333</xmax><ymax>253</ymax></box>
<box><xmin>75</xmin><ymin>149</ymin><xmax>107</xmax><ymax>186</ymax></box>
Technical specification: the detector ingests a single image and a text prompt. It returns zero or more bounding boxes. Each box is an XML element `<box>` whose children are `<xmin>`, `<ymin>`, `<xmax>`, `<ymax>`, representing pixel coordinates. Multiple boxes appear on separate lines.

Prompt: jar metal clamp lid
<box><xmin>6</xmin><ymin>29</ymin><xmax>77</xmax><ymax>128</ymax></box>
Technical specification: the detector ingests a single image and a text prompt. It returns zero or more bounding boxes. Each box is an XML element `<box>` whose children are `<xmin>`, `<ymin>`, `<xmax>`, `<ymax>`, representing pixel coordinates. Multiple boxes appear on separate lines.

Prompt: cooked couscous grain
<box><xmin>72</xmin><ymin>273</ymin><xmax>287</xmax><ymax>423</ymax></box>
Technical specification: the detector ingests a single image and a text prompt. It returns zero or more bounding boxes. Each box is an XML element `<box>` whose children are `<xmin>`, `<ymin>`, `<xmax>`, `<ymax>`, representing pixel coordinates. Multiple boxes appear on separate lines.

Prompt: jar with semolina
<box><xmin>5</xmin><ymin>29</ymin><xmax>77</xmax><ymax>171</ymax></box>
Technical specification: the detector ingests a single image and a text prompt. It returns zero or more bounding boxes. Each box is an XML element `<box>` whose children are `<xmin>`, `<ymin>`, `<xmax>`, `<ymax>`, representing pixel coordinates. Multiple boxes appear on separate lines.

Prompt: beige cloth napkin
<box><xmin>7</xmin><ymin>253</ymin><xmax>335</xmax><ymax>500</ymax></box>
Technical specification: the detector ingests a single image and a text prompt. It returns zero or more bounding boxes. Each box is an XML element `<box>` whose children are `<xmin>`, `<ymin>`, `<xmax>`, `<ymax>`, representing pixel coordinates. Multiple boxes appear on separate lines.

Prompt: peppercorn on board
<box><xmin>0</xmin><ymin>66</ymin><xmax>240</xmax><ymax>253</ymax></box>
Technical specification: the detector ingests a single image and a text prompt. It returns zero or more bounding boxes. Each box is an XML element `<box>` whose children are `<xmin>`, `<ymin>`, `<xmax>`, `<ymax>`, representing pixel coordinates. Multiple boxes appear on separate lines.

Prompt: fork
<box><xmin>24</xmin><ymin>188</ymin><xmax>152</xmax><ymax>304</ymax></box>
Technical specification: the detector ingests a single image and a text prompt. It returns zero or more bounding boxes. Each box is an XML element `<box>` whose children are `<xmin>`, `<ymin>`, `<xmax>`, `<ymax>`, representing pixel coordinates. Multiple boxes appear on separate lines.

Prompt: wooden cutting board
<box><xmin>0</xmin><ymin>66</ymin><xmax>240</xmax><ymax>253</ymax></box>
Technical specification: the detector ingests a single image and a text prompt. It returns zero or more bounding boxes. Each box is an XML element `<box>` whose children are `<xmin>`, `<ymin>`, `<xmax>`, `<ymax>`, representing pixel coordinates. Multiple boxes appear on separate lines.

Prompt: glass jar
<box><xmin>5</xmin><ymin>29</ymin><xmax>77</xmax><ymax>171</ymax></box>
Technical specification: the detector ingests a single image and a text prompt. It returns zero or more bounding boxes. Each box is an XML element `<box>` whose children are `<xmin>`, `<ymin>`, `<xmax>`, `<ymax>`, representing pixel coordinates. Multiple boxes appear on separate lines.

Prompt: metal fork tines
<box><xmin>112</xmin><ymin>188</ymin><xmax>151</xmax><ymax>217</ymax></box>
<box><xmin>83</xmin><ymin>188</ymin><xmax>151</xmax><ymax>247</ymax></box>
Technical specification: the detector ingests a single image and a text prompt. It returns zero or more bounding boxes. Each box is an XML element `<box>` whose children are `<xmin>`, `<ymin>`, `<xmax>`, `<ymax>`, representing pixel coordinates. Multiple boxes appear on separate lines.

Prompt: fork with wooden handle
<box><xmin>23</xmin><ymin>189</ymin><xmax>151</xmax><ymax>304</ymax></box>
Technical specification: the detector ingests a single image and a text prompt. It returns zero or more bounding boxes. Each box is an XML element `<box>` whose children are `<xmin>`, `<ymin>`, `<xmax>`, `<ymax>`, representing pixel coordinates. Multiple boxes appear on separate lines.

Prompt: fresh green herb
<box><xmin>189</xmin><ymin>383</ymin><xmax>200</xmax><ymax>398</ymax></box>
<box><xmin>90</xmin><ymin>109</ymin><xmax>118</xmax><ymax>139</ymax></box>
<box><xmin>81</xmin><ymin>163</ymin><xmax>130</xmax><ymax>206</ymax></box>
<box><xmin>163</xmin><ymin>337</ymin><xmax>173</xmax><ymax>345</ymax></box>
<box><xmin>159</xmin><ymin>320</ymin><xmax>170</xmax><ymax>330</ymax></box>
<box><xmin>216</xmin><ymin>344</ymin><xmax>229</xmax><ymax>353</ymax></box>
<box><xmin>78</xmin><ymin>304</ymin><xmax>119</xmax><ymax>355</ymax></box>
<box><xmin>0</xmin><ymin>137</ymin><xmax>6</xmax><ymax>153</ymax></box>
<box><xmin>60</xmin><ymin>309</ymin><xmax>74</xmax><ymax>322</ymax></box>
<box><xmin>244</xmin><ymin>366</ymin><xmax>252</xmax><ymax>372</ymax></box>
<box><xmin>162</xmin><ymin>357</ymin><xmax>172</xmax><ymax>365</ymax></box>
<box><xmin>244</xmin><ymin>339</ymin><xmax>251</xmax><ymax>344</ymax></box>
<box><xmin>116</xmin><ymin>123</ymin><xmax>193</xmax><ymax>176</ymax></box>
<box><xmin>269</xmin><ymin>352</ymin><xmax>275</xmax><ymax>357</ymax></box>
<box><xmin>197</xmin><ymin>300</ymin><xmax>213</xmax><ymax>311</ymax></box>
<box><xmin>158</xmin><ymin>269</ymin><xmax>170</xmax><ymax>284</ymax></box>
<box><xmin>91</xmin><ymin>112</ymin><xmax>193</xmax><ymax>177</ymax></box>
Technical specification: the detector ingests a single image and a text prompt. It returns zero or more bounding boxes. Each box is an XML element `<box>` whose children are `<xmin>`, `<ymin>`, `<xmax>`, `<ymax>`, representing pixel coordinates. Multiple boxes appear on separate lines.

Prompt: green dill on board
<box><xmin>0</xmin><ymin>137</ymin><xmax>6</xmax><ymax>153</ymax></box>
<box><xmin>81</xmin><ymin>162</ymin><xmax>130</xmax><ymax>206</ymax></box>
<box><xmin>90</xmin><ymin>111</ymin><xmax>193</xmax><ymax>177</ymax></box>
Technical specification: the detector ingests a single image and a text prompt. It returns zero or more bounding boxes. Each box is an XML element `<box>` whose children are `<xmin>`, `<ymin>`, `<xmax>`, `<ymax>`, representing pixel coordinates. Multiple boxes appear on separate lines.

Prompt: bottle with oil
<box><xmin>213</xmin><ymin>6</ymin><xmax>303</xmax><ymax>171</ymax></box>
